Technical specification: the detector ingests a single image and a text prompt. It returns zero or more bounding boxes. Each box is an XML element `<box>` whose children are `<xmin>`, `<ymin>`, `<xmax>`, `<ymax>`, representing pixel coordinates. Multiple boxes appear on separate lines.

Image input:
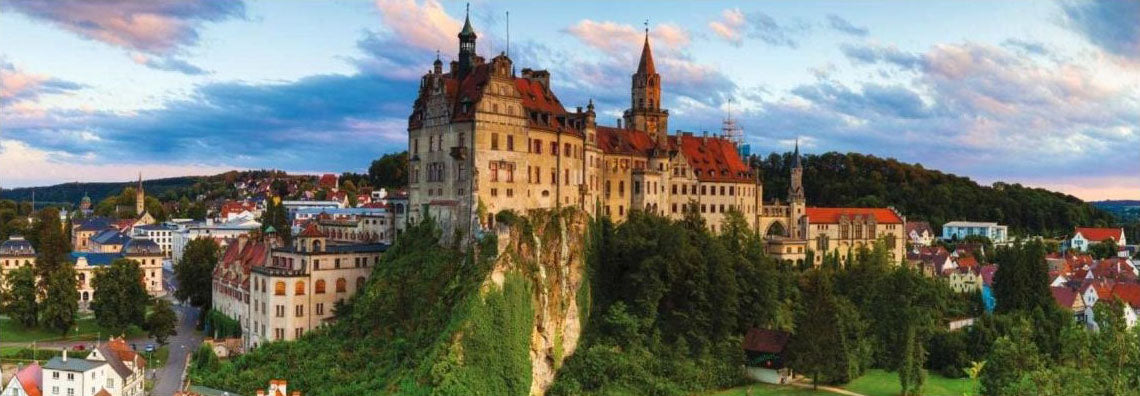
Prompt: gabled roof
<box><xmin>596</xmin><ymin>126</ymin><xmax>657</xmax><ymax>156</ymax></box>
<box><xmin>906</xmin><ymin>221</ymin><xmax>933</xmax><ymax>237</ymax></box>
<box><xmin>1075</xmin><ymin>227</ymin><xmax>1124</xmax><ymax>243</ymax></box>
<box><xmin>805</xmin><ymin>208</ymin><xmax>904</xmax><ymax>224</ymax></box>
<box><xmin>742</xmin><ymin>328</ymin><xmax>790</xmax><ymax>354</ymax></box>
<box><xmin>14</xmin><ymin>362</ymin><xmax>42</xmax><ymax>396</ymax></box>
<box><xmin>43</xmin><ymin>356</ymin><xmax>105</xmax><ymax>372</ymax></box>
<box><xmin>297</xmin><ymin>222</ymin><xmax>327</xmax><ymax>238</ymax></box>
<box><xmin>672</xmin><ymin>134</ymin><xmax>754</xmax><ymax>183</ymax></box>
<box><xmin>1111</xmin><ymin>283</ymin><xmax>1140</xmax><ymax>307</ymax></box>
<box><xmin>93</xmin><ymin>343</ymin><xmax>133</xmax><ymax>380</ymax></box>
<box><xmin>1051</xmin><ymin>286</ymin><xmax>1078</xmax><ymax>308</ymax></box>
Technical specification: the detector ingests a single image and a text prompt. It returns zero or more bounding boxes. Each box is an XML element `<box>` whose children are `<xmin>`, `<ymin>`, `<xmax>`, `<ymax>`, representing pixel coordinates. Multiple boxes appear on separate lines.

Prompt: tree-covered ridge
<box><xmin>755</xmin><ymin>151</ymin><xmax>1118</xmax><ymax>238</ymax></box>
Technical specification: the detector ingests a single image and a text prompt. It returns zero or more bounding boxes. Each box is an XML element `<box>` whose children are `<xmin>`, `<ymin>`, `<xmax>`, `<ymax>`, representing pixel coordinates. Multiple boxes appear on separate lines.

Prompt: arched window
<box><xmin>315</xmin><ymin>279</ymin><xmax>326</xmax><ymax>294</ymax></box>
<box><xmin>275</xmin><ymin>281</ymin><xmax>286</xmax><ymax>296</ymax></box>
<box><xmin>312</xmin><ymin>240</ymin><xmax>322</xmax><ymax>252</ymax></box>
<box><xmin>295</xmin><ymin>281</ymin><xmax>305</xmax><ymax>295</ymax></box>
<box><xmin>356</xmin><ymin>277</ymin><xmax>366</xmax><ymax>290</ymax></box>
<box><xmin>336</xmin><ymin>278</ymin><xmax>347</xmax><ymax>293</ymax></box>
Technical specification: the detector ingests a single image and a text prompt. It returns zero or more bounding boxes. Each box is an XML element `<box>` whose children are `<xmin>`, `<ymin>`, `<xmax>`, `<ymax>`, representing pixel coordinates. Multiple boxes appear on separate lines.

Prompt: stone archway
<box><xmin>764</xmin><ymin>221</ymin><xmax>788</xmax><ymax>237</ymax></box>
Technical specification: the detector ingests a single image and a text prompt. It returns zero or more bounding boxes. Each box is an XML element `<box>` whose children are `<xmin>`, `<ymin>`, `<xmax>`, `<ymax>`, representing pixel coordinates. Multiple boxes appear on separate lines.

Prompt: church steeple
<box><xmin>457</xmin><ymin>3</ymin><xmax>478</xmax><ymax>78</ymax></box>
<box><xmin>624</xmin><ymin>21</ymin><xmax>668</xmax><ymax>143</ymax></box>
<box><xmin>788</xmin><ymin>140</ymin><xmax>805</xmax><ymax>204</ymax></box>
<box><xmin>136</xmin><ymin>172</ymin><xmax>145</xmax><ymax>215</ymax></box>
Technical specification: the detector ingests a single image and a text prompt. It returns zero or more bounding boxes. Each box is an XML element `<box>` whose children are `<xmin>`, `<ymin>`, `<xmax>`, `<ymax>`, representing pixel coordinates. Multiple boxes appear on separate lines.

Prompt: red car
<box><xmin>72</xmin><ymin>344</ymin><xmax>85</xmax><ymax>351</ymax></box>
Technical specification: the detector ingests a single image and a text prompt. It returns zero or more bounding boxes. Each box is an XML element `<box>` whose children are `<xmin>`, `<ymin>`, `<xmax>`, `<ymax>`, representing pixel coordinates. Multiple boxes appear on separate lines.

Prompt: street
<box><xmin>150</xmin><ymin>302</ymin><xmax>202</xmax><ymax>396</ymax></box>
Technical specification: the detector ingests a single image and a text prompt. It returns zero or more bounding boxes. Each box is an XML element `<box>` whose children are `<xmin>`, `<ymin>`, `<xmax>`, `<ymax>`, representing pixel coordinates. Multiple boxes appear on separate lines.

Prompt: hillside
<box><xmin>189</xmin><ymin>208</ymin><xmax>589</xmax><ymax>395</ymax></box>
<box><xmin>755</xmin><ymin>151</ymin><xmax>1119</xmax><ymax>238</ymax></box>
<box><xmin>1093</xmin><ymin>200</ymin><xmax>1140</xmax><ymax>222</ymax></box>
<box><xmin>0</xmin><ymin>177</ymin><xmax>201</xmax><ymax>207</ymax></box>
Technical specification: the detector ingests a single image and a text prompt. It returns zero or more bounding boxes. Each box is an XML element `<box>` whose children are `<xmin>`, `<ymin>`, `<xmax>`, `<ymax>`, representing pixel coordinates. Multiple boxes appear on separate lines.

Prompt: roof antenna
<box><xmin>506</xmin><ymin>10</ymin><xmax>510</xmax><ymax>58</ymax></box>
<box><xmin>644</xmin><ymin>18</ymin><xmax>649</xmax><ymax>39</ymax></box>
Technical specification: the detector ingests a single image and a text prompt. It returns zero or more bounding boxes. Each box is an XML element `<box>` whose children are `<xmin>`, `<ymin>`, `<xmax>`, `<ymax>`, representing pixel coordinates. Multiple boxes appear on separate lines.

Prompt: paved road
<box><xmin>150</xmin><ymin>302</ymin><xmax>202</xmax><ymax>396</ymax></box>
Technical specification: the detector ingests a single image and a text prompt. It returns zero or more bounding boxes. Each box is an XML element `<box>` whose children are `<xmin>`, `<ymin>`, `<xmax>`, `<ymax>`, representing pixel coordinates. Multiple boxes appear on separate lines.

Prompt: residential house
<box><xmin>906</xmin><ymin>221</ymin><xmax>935</xmax><ymax>247</ymax></box>
<box><xmin>86</xmin><ymin>338</ymin><xmax>146</xmax><ymax>396</ymax></box>
<box><xmin>1070</xmin><ymin>227</ymin><xmax>1127</xmax><ymax>252</ymax></box>
<box><xmin>2</xmin><ymin>362</ymin><xmax>42</xmax><ymax>396</ymax></box>
<box><xmin>42</xmin><ymin>352</ymin><xmax>111</xmax><ymax>396</ymax></box>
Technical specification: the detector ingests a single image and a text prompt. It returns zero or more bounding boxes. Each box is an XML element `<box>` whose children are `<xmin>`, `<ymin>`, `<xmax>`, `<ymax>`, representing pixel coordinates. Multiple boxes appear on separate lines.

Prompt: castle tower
<box><xmin>456</xmin><ymin>3</ymin><xmax>477</xmax><ymax>78</ymax></box>
<box><xmin>135</xmin><ymin>172</ymin><xmax>145</xmax><ymax>215</ymax></box>
<box><xmin>623</xmin><ymin>26</ymin><xmax>668</xmax><ymax>143</ymax></box>
<box><xmin>788</xmin><ymin>140</ymin><xmax>806</xmax><ymax>238</ymax></box>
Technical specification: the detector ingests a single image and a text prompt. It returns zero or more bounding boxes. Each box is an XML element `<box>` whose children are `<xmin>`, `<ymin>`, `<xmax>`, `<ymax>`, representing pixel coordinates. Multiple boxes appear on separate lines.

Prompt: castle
<box><xmin>406</xmin><ymin>10</ymin><xmax>906</xmax><ymax>266</ymax></box>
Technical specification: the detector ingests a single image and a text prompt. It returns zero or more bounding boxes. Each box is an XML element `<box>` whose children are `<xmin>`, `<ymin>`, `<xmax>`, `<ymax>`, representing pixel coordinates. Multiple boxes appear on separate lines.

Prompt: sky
<box><xmin>0</xmin><ymin>0</ymin><xmax>1137</xmax><ymax>200</ymax></box>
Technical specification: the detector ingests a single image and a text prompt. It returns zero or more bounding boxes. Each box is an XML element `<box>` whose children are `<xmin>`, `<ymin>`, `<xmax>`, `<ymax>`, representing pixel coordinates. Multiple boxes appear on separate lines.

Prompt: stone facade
<box><xmin>405</xmin><ymin>11</ymin><xmax>906</xmax><ymax>266</ymax></box>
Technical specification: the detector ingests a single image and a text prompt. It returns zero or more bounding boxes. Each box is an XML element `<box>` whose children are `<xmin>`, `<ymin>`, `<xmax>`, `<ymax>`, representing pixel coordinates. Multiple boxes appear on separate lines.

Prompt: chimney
<box><xmin>63</xmin><ymin>349</ymin><xmax>67</xmax><ymax>362</ymax></box>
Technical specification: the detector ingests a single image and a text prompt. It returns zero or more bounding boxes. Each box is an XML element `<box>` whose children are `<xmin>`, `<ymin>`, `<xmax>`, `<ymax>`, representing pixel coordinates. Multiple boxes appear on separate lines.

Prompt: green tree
<box><xmin>899</xmin><ymin>324</ymin><xmax>927</xmax><ymax>396</ymax></box>
<box><xmin>367</xmin><ymin>151</ymin><xmax>409</xmax><ymax>188</ymax></box>
<box><xmin>41</xmin><ymin>264</ymin><xmax>80</xmax><ymax>334</ymax></box>
<box><xmin>146</xmin><ymin>299</ymin><xmax>179</xmax><ymax>345</ymax></box>
<box><xmin>175</xmin><ymin>238</ymin><xmax>219</xmax><ymax>309</ymax></box>
<box><xmin>4</xmin><ymin>266</ymin><xmax>38</xmax><ymax>327</ymax></box>
<box><xmin>1087</xmin><ymin>239</ymin><xmax>1119</xmax><ymax>260</ymax></box>
<box><xmin>980</xmin><ymin>320</ymin><xmax>1041</xmax><ymax>396</ymax></box>
<box><xmin>33</xmin><ymin>208</ymin><xmax>70</xmax><ymax>280</ymax></box>
<box><xmin>788</xmin><ymin>269</ymin><xmax>856</xmax><ymax>387</ymax></box>
<box><xmin>91</xmin><ymin>258</ymin><xmax>150</xmax><ymax>333</ymax></box>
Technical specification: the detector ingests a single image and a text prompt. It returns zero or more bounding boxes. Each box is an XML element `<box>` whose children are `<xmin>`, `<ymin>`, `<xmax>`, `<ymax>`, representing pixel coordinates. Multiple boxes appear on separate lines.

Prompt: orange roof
<box><xmin>673</xmin><ymin>134</ymin><xmax>754</xmax><ymax>183</ymax></box>
<box><xmin>596</xmin><ymin>126</ymin><xmax>657</xmax><ymax>156</ymax></box>
<box><xmin>1112</xmin><ymin>283</ymin><xmax>1140</xmax><ymax>307</ymax></box>
<box><xmin>297</xmin><ymin>222</ymin><xmax>327</xmax><ymax>238</ymax></box>
<box><xmin>805</xmin><ymin>207</ymin><xmax>904</xmax><ymax>224</ymax></box>
<box><xmin>956</xmin><ymin>256</ymin><xmax>978</xmax><ymax>269</ymax></box>
<box><xmin>1075</xmin><ymin>227</ymin><xmax>1124</xmax><ymax>243</ymax></box>
<box><xmin>94</xmin><ymin>390</ymin><xmax>111</xmax><ymax>396</ymax></box>
<box><xmin>15</xmin><ymin>362</ymin><xmax>42</xmax><ymax>396</ymax></box>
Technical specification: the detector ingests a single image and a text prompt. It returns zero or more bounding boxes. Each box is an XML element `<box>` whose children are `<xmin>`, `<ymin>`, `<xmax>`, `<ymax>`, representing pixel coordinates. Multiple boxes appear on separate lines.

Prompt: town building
<box><xmin>906</xmin><ymin>221</ymin><xmax>935</xmax><ymax>247</ymax></box>
<box><xmin>404</xmin><ymin>9</ymin><xmax>907</xmax><ymax>265</ymax></box>
<box><xmin>72</xmin><ymin>239</ymin><xmax>165</xmax><ymax>311</ymax></box>
<box><xmin>170</xmin><ymin>218</ymin><xmax>262</xmax><ymax>265</ymax></box>
<box><xmin>244</xmin><ymin>223</ymin><xmax>387</xmax><ymax>350</ymax></box>
<box><xmin>1</xmin><ymin>235</ymin><xmax>36</xmax><ymax>278</ymax></box>
<box><xmin>131</xmin><ymin>224</ymin><xmax>177</xmax><ymax>259</ymax></box>
<box><xmin>212</xmin><ymin>234</ymin><xmax>273</xmax><ymax>350</ymax></box>
<box><xmin>1070</xmin><ymin>227</ymin><xmax>1127</xmax><ymax>252</ymax></box>
<box><xmin>281</xmin><ymin>200</ymin><xmax>342</xmax><ymax>218</ymax></box>
<box><xmin>941</xmin><ymin>221</ymin><xmax>1009</xmax><ymax>243</ymax></box>
<box><xmin>2</xmin><ymin>362</ymin><xmax>41</xmax><ymax>396</ymax></box>
<box><xmin>42</xmin><ymin>352</ymin><xmax>111</xmax><ymax>396</ymax></box>
<box><xmin>86</xmin><ymin>338</ymin><xmax>146</xmax><ymax>396</ymax></box>
<box><xmin>73</xmin><ymin>217</ymin><xmax>115</xmax><ymax>252</ymax></box>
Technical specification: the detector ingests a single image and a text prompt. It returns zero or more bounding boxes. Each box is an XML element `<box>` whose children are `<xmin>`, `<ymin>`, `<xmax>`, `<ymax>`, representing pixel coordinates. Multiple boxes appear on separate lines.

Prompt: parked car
<box><xmin>72</xmin><ymin>344</ymin><xmax>85</xmax><ymax>351</ymax></box>
<box><xmin>145</xmin><ymin>344</ymin><xmax>155</xmax><ymax>352</ymax></box>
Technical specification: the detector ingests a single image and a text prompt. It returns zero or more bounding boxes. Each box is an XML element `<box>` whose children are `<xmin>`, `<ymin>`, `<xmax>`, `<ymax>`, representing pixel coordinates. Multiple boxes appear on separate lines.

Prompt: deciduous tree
<box><xmin>91</xmin><ymin>258</ymin><xmax>150</xmax><ymax>333</ymax></box>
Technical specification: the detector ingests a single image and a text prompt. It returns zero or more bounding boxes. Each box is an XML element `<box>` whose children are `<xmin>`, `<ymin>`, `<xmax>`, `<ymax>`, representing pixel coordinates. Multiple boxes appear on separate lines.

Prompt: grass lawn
<box><xmin>700</xmin><ymin>370</ymin><xmax>978</xmax><ymax>396</ymax></box>
<box><xmin>0</xmin><ymin>315</ymin><xmax>146</xmax><ymax>343</ymax></box>
<box><xmin>845</xmin><ymin>369</ymin><xmax>977</xmax><ymax>396</ymax></box>
<box><xmin>702</xmin><ymin>383</ymin><xmax>835</xmax><ymax>395</ymax></box>
<box><xmin>148</xmin><ymin>345</ymin><xmax>170</xmax><ymax>368</ymax></box>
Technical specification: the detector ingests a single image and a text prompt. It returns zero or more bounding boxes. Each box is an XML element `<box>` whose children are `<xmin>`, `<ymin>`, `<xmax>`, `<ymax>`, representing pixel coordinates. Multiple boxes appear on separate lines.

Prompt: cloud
<box><xmin>0</xmin><ymin>139</ymin><xmax>235</xmax><ymax>188</ymax></box>
<box><xmin>2</xmin><ymin>72</ymin><xmax>415</xmax><ymax>173</ymax></box>
<box><xmin>708</xmin><ymin>8</ymin><xmax>808</xmax><ymax>48</ymax></box>
<box><xmin>131</xmin><ymin>53</ymin><xmax>209</xmax><ymax>75</ymax></box>
<box><xmin>1001</xmin><ymin>38</ymin><xmax>1048</xmax><ymax>56</ymax></box>
<box><xmin>826</xmin><ymin>14</ymin><xmax>868</xmax><ymax>37</ymax></box>
<box><xmin>0</xmin><ymin>60</ymin><xmax>84</xmax><ymax>105</ymax></box>
<box><xmin>754</xmin><ymin>41</ymin><xmax>1140</xmax><ymax>191</ymax></box>
<box><xmin>1060</xmin><ymin>0</ymin><xmax>1140</xmax><ymax>59</ymax></box>
<box><xmin>3</xmin><ymin>0</ymin><xmax>245</xmax><ymax>55</ymax></box>
<box><xmin>840</xmin><ymin>42</ymin><xmax>924</xmax><ymax>70</ymax></box>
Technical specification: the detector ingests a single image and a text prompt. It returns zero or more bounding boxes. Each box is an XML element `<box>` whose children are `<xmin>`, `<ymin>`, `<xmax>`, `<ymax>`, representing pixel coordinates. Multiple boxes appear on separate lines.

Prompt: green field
<box><xmin>0</xmin><ymin>315</ymin><xmax>146</xmax><ymax>343</ymax></box>
<box><xmin>702</xmin><ymin>370</ymin><xmax>978</xmax><ymax>396</ymax></box>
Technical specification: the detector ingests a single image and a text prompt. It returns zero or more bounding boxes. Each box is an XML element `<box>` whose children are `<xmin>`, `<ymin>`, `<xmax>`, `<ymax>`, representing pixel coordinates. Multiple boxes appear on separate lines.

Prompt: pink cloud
<box><xmin>375</xmin><ymin>0</ymin><xmax>463</xmax><ymax>53</ymax></box>
<box><xmin>564</xmin><ymin>20</ymin><xmax>692</xmax><ymax>58</ymax></box>
<box><xmin>0</xmin><ymin>139</ymin><xmax>235</xmax><ymax>188</ymax></box>
<box><xmin>708</xmin><ymin>8</ymin><xmax>746</xmax><ymax>46</ymax></box>
<box><xmin>6</xmin><ymin>0</ymin><xmax>244</xmax><ymax>55</ymax></box>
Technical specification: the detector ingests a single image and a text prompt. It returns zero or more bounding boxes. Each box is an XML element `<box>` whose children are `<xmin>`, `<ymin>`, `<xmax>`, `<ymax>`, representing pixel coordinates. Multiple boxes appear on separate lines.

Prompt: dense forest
<box><xmin>0</xmin><ymin>176</ymin><xmax>200</xmax><ymax>208</ymax></box>
<box><xmin>755</xmin><ymin>152</ymin><xmax>1121</xmax><ymax>238</ymax></box>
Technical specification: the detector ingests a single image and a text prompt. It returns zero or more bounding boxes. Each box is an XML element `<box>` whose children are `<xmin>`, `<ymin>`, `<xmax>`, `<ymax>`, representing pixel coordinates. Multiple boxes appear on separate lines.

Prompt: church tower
<box><xmin>623</xmin><ymin>26</ymin><xmax>668</xmax><ymax>143</ymax></box>
<box><xmin>135</xmin><ymin>172</ymin><xmax>145</xmax><ymax>215</ymax></box>
<box><xmin>456</xmin><ymin>4</ymin><xmax>477</xmax><ymax>79</ymax></box>
<box><xmin>788</xmin><ymin>140</ymin><xmax>806</xmax><ymax>239</ymax></box>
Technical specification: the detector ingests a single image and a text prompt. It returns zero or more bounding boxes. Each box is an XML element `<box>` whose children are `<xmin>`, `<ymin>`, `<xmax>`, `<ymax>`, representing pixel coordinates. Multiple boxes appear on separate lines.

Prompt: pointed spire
<box><xmin>793</xmin><ymin>138</ymin><xmax>802</xmax><ymax>168</ymax></box>
<box><xmin>459</xmin><ymin>3</ymin><xmax>476</xmax><ymax>39</ymax></box>
<box><xmin>636</xmin><ymin>19</ymin><xmax>655</xmax><ymax>75</ymax></box>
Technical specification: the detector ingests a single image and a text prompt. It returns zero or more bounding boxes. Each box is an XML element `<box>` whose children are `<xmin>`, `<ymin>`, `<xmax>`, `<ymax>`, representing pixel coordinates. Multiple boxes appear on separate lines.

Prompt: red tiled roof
<box><xmin>297</xmin><ymin>222</ymin><xmax>327</xmax><ymax>238</ymax></box>
<box><xmin>1111</xmin><ymin>283</ymin><xmax>1140</xmax><ymax>307</ymax></box>
<box><xmin>956</xmin><ymin>256</ymin><xmax>979</xmax><ymax>269</ymax></box>
<box><xmin>1051</xmin><ymin>286</ymin><xmax>1078</xmax><ymax>308</ymax></box>
<box><xmin>742</xmin><ymin>328</ymin><xmax>790</xmax><ymax>354</ymax></box>
<box><xmin>805</xmin><ymin>207</ymin><xmax>904</xmax><ymax>224</ymax></box>
<box><xmin>319</xmin><ymin>174</ymin><xmax>337</xmax><ymax>188</ymax></box>
<box><xmin>15</xmin><ymin>362</ymin><xmax>42</xmax><ymax>396</ymax></box>
<box><xmin>1075</xmin><ymin>227</ymin><xmax>1124</xmax><ymax>243</ymax></box>
<box><xmin>673</xmin><ymin>134</ymin><xmax>754</xmax><ymax>183</ymax></box>
<box><xmin>596</xmin><ymin>126</ymin><xmax>657</xmax><ymax>156</ymax></box>
<box><xmin>906</xmin><ymin>221</ymin><xmax>932</xmax><ymax>237</ymax></box>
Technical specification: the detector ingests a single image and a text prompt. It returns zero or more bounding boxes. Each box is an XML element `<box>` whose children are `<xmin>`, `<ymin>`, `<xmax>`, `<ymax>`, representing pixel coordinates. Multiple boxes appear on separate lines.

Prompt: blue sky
<box><xmin>0</xmin><ymin>0</ymin><xmax>1137</xmax><ymax>200</ymax></box>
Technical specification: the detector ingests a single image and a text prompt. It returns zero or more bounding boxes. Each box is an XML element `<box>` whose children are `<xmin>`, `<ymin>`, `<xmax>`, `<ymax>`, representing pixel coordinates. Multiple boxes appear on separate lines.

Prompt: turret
<box><xmin>457</xmin><ymin>3</ymin><xmax>477</xmax><ymax>78</ymax></box>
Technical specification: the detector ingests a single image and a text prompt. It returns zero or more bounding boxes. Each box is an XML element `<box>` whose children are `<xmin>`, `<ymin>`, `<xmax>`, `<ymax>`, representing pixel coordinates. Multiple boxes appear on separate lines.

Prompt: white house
<box><xmin>42</xmin><ymin>351</ymin><xmax>112</xmax><ymax>396</ymax></box>
<box><xmin>1070</xmin><ymin>227</ymin><xmax>1127</xmax><ymax>252</ymax></box>
<box><xmin>86</xmin><ymin>338</ymin><xmax>146</xmax><ymax>396</ymax></box>
<box><xmin>2</xmin><ymin>363</ymin><xmax>41</xmax><ymax>396</ymax></box>
<box><xmin>131</xmin><ymin>224</ymin><xmax>177</xmax><ymax>259</ymax></box>
<box><xmin>942</xmin><ymin>221</ymin><xmax>1009</xmax><ymax>243</ymax></box>
<box><xmin>906</xmin><ymin>221</ymin><xmax>935</xmax><ymax>247</ymax></box>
